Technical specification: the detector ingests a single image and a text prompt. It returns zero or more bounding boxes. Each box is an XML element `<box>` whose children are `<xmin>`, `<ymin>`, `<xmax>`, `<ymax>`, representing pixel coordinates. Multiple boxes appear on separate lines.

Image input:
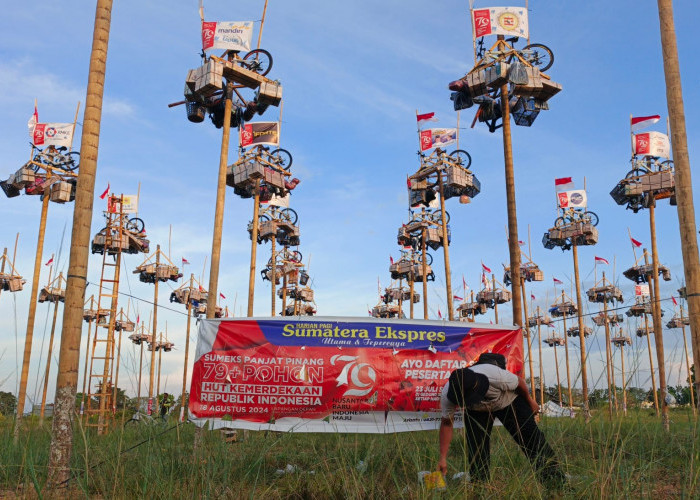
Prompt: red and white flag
<box><xmin>44</xmin><ymin>255</ymin><xmax>54</xmax><ymax>266</ymax></box>
<box><xmin>182</xmin><ymin>257</ymin><xmax>190</xmax><ymax>265</ymax></box>
<box><xmin>672</xmin><ymin>296</ymin><xmax>678</xmax><ymax>306</ymax></box>
<box><xmin>28</xmin><ymin>103</ymin><xmax>38</xmax><ymax>134</ymax></box>
<box><xmin>594</xmin><ymin>256</ymin><xmax>609</xmax><ymax>265</ymax></box>
<box><xmin>389</xmin><ymin>256</ymin><xmax>394</xmax><ymax>265</ymax></box>
<box><xmin>555</xmin><ymin>177</ymin><xmax>575</xmax><ymax>192</ymax></box>
<box><xmin>462</xmin><ymin>276</ymin><xmax>468</xmax><ymax>291</ymax></box>
<box><xmin>481</xmin><ymin>272</ymin><xmax>490</xmax><ymax>289</ymax></box>
<box><xmin>481</xmin><ymin>261</ymin><xmax>491</xmax><ymax>274</ymax></box>
<box><xmin>100</xmin><ymin>183</ymin><xmax>110</xmax><ymax>200</ymax></box>
<box><xmin>219</xmin><ymin>292</ymin><xmax>226</xmax><ymax>299</ymax></box>
<box><xmin>136</xmin><ymin>314</ymin><xmax>140</xmax><ymax>324</ymax></box>
<box><xmin>631</xmin><ymin>115</ymin><xmax>661</xmax><ymax>133</ymax></box>
<box><xmin>437</xmin><ymin>308</ymin><xmax>442</xmax><ymax>319</ymax></box>
<box><xmin>416</xmin><ymin>112</ymin><xmax>438</xmax><ymax>126</ymax></box>
<box><xmin>368</xmin><ymin>309</ymin><xmax>372</xmax><ymax>316</ymax></box>
<box><xmin>531</xmin><ymin>294</ymin><xmax>536</xmax><ymax>300</ymax></box>
<box><xmin>630</xmin><ymin>236</ymin><xmax>643</xmax><ymax>248</ymax></box>
<box><xmin>201</xmin><ymin>21</ymin><xmax>253</xmax><ymax>52</ymax></box>
<box><xmin>553</xmin><ymin>277</ymin><xmax>563</xmax><ymax>285</ymax></box>
<box><xmin>453</xmin><ymin>295</ymin><xmax>463</xmax><ymax>301</ymax></box>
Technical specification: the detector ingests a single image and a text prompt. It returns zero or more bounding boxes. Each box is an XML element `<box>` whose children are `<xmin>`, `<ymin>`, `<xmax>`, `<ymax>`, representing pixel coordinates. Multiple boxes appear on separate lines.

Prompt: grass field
<box><xmin>1</xmin><ymin>409</ymin><xmax>698</xmax><ymax>499</ymax></box>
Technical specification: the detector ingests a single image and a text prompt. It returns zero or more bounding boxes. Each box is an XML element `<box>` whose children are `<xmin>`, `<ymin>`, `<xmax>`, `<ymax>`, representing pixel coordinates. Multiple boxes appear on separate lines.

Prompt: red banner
<box><xmin>189</xmin><ymin>318</ymin><xmax>522</xmax><ymax>433</ymax></box>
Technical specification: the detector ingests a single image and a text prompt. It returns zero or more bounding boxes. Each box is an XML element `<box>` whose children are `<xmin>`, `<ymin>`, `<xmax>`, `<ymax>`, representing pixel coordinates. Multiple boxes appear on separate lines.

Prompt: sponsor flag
<box><xmin>472</xmin><ymin>7</ymin><xmax>529</xmax><ymax>38</ymax></box>
<box><xmin>554</xmin><ymin>177</ymin><xmax>575</xmax><ymax>192</ymax></box>
<box><xmin>201</xmin><ymin>21</ymin><xmax>253</xmax><ymax>52</ymax></box>
<box><xmin>633</xmin><ymin>131</ymin><xmax>670</xmax><ymax>158</ymax></box>
<box><xmin>631</xmin><ymin>115</ymin><xmax>661</xmax><ymax>132</ymax></box>
<box><xmin>32</xmin><ymin>122</ymin><xmax>74</xmax><ymax>148</ymax></box>
<box><xmin>44</xmin><ymin>255</ymin><xmax>54</xmax><ymax>266</ymax></box>
<box><xmin>635</xmin><ymin>284</ymin><xmax>650</xmax><ymax>296</ymax></box>
<box><xmin>100</xmin><ymin>183</ymin><xmax>110</xmax><ymax>200</ymax></box>
<box><xmin>553</xmin><ymin>277</ymin><xmax>563</xmax><ymax>285</ymax></box>
<box><xmin>220</xmin><ymin>292</ymin><xmax>226</xmax><ymax>299</ymax></box>
<box><xmin>260</xmin><ymin>194</ymin><xmax>290</xmax><ymax>208</ymax></box>
<box><xmin>453</xmin><ymin>295</ymin><xmax>463</xmax><ymax>301</ymax></box>
<box><xmin>28</xmin><ymin>103</ymin><xmax>38</xmax><ymax>134</ymax></box>
<box><xmin>182</xmin><ymin>257</ymin><xmax>190</xmax><ymax>265</ymax></box>
<box><xmin>240</xmin><ymin>122</ymin><xmax>280</xmax><ymax>148</ymax></box>
<box><xmin>557</xmin><ymin>189</ymin><xmax>587</xmax><ymax>209</ymax></box>
<box><xmin>481</xmin><ymin>262</ymin><xmax>491</xmax><ymax>274</ymax></box>
<box><xmin>420</xmin><ymin>128</ymin><xmax>457</xmax><ymax>151</ymax></box>
<box><xmin>594</xmin><ymin>256</ymin><xmax>609</xmax><ymax>265</ymax></box>
<box><xmin>630</xmin><ymin>237</ymin><xmax>643</xmax><ymax>248</ymax></box>
<box><xmin>416</xmin><ymin>112</ymin><xmax>438</xmax><ymax>126</ymax></box>
<box><xmin>672</xmin><ymin>296</ymin><xmax>678</xmax><ymax>306</ymax></box>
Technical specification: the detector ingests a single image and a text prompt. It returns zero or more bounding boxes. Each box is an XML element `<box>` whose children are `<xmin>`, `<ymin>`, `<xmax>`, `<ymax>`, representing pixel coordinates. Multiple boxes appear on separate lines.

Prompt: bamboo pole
<box><xmin>553</xmin><ymin>341</ymin><xmax>562</xmax><ymax>407</ymax></box>
<box><xmin>571</xmin><ymin>244</ymin><xmax>590</xmax><ymax>421</ymax></box>
<box><xmin>421</xmin><ymin>227</ymin><xmax>428</xmax><ymax>320</ymax></box>
<box><xmin>156</xmin><ymin>332</ymin><xmax>163</xmax><ymax>408</ymax></box>
<box><xmin>180</xmin><ymin>274</ymin><xmax>194</xmax><ymax>422</ymax></box>
<box><xmin>137</xmin><ymin>328</ymin><xmax>144</xmax><ymax>410</ymax></box>
<box><xmin>148</xmin><ymin>246</ymin><xmax>161</xmax><ymax>415</ymax></box>
<box><xmin>536</xmin><ymin>307</ymin><xmax>544</xmax><ymax>405</ymax></box>
<box><xmin>680</xmin><ymin>305</ymin><xmax>696</xmax><ymax>415</ymax></box>
<box><xmin>409</xmin><ymin>271</ymin><xmax>415</xmax><ymax>320</ymax></box>
<box><xmin>620</xmin><ymin>340</ymin><xmax>628</xmax><ymax>416</ymax></box>
<box><xmin>79</xmin><ymin>297</ymin><xmax>95</xmax><ymax>416</ymax></box>
<box><xmin>521</xmin><ymin>279</ymin><xmax>535</xmax><ymax>397</ymax></box>
<box><xmin>438</xmin><ymin>175</ymin><xmax>454</xmax><ymax>320</ymax></box>
<box><xmin>492</xmin><ymin>274</ymin><xmax>498</xmax><ymax>324</ymax></box>
<box><xmin>270</xmin><ymin>235</ymin><xmax>276</xmax><ymax>316</ymax></box>
<box><xmin>282</xmin><ymin>269</ymin><xmax>288</xmax><ymax>314</ymax></box>
<box><xmin>39</xmin><ymin>295</ymin><xmax>61</xmax><ymax>423</ymax></box>
<box><xmin>643</xmin><ymin>311</ymin><xmax>660</xmax><ymax>415</ymax></box>
<box><xmin>15</xmin><ymin>192</ymin><xmax>50</xmax><ymax>437</ymax></box>
<box><xmin>561</xmin><ymin>293</ymin><xmax>573</xmax><ymax>414</ymax></box>
<box><xmin>47</xmin><ymin>0</ymin><xmax>113</xmax><ymax>484</ymax></box>
<box><xmin>0</xmin><ymin>249</ymin><xmax>6</xmax><ymax>303</ymax></box>
<box><xmin>656</xmin><ymin>0</ymin><xmax>700</xmax><ymax>410</ymax></box>
<box><xmin>601</xmin><ymin>280</ymin><xmax>614</xmax><ymax>418</ymax></box>
<box><xmin>248</xmin><ymin>181</ymin><xmax>261</xmax><ymax>317</ymax></box>
<box><xmin>112</xmin><ymin>327</ymin><xmax>123</xmax><ymax>414</ymax></box>
<box><xmin>497</xmin><ymin>36</ymin><xmax>523</xmax><ymax>331</ymax></box>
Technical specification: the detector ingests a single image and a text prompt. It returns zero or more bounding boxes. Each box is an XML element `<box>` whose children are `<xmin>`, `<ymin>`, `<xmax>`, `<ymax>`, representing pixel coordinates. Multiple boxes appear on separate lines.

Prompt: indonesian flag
<box><xmin>437</xmin><ymin>308</ymin><xmax>442</xmax><ymax>319</ymax></box>
<box><xmin>136</xmin><ymin>314</ymin><xmax>140</xmax><ymax>324</ymax></box>
<box><xmin>182</xmin><ymin>257</ymin><xmax>190</xmax><ymax>265</ymax></box>
<box><xmin>553</xmin><ymin>277</ymin><xmax>563</xmax><ymax>285</ymax></box>
<box><xmin>28</xmin><ymin>103</ymin><xmax>38</xmax><ymax>134</ymax></box>
<box><xmin>406</xmin><ymin>176</ymin><xmax>411</xmax><ymax>189</ymax></box>
<box><xmin>416</xmin><ymin>112</ymin><xmax>438</xmax><ymax>126</ymax></box>
<box><xmin>630</xmin><ymin>236</ymin><xmax>643</xmax><ymax>248</ymax></box>
<box><xmin>631</xmin><ymin>115</ymin><xmax>661</xmax><ymax>132</ymax></box>
<box><xmin>481</xmin><ymin>272</ymin><xmax>490</xmax><ymax>289</ymax></box>
<box><xmin>481</xmin><ymin>261</ymin><xmax>491</xmax><ymax>274</ymax></box>
<box><xmin>219</xmin><ymin>292</ymin><xmax>226</xmax><ymax>299</ymax></box>
<box><xmin>594</xmin><ymin>256</ymin><xmax>609</xmax><ymax>265</ymax></box>
<box><xmin>390</xmin><ymin>256</ymin><xmax>394</xmax><ymax>265</ymax></box>
<box><xmin>462</xmin><ymin>276</ymin><xmax>468</xmax><ymax>290</ymax></box>
<box><xmin>555</xmin><ymin>177</ymin><xmax>575</xmax><ymax>192</ymax></box>
<box><xmin>44</xmin><ymin>255</ymin><xmax>54</xmax><ymax>266</ymax></box>
<box><xmin>453</xmin><ymin>295</ymin><xmax>463</xmax><ymax>301</ymax></box>
<box><xmin>531</xmin><ymin>294</ymin><xmax>536</xmax><ymax>300</ymax></box>
<box><xmin>368</xmin><ymin>309</ymin><xmax>372</xmax><ymax>316</ymax></box>
<box><xmin>100</xmin><ymin>183</ymin><xmax>110</xmax><ymax>200</ymax></box>
<box><xmin>672</xmin><ymin>296</ymin><xmax>678</xmax><ymax>306</ymax></box>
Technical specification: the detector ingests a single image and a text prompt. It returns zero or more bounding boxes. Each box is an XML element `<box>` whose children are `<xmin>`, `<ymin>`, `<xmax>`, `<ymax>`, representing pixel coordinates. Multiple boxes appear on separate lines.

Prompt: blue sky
<box><xmin>0</xmin><ymin>1</ymin><xmax>698</xmax><ymax>405</ymax></box>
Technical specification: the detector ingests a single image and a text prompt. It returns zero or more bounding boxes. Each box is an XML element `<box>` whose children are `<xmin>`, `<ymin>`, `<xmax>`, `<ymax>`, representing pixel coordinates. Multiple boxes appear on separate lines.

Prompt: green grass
<box><xmin>1</xmin><ymin>409</ymin><xmax>698</xmax><ymax>499</ymax></box>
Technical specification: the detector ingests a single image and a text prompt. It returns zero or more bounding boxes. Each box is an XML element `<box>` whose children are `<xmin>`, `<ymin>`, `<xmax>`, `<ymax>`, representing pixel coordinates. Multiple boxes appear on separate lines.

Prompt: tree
<box><xmin>0</xmin><ymin>391</ymin><xmax>17</xmax><ymax>416</ymax></box>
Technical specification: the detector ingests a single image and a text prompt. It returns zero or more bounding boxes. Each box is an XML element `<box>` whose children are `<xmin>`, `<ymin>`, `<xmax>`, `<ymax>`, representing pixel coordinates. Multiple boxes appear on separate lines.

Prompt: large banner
<box><xmin>472</xmin><ymin>7</ymin><xmax>529</xmax><ymax>38</ymax></box>
<box><xmin>240</xmin><ymin>122</ymin><xmax>280</xmax><ymax>148</ymax></box>
<box><xmin>31</xmin><ymin>123</ymin><xmax>73</xmax><ymax>148</ymax></box>
<box><xmin>201</xmin><ymin>21</ymin><xmax>253</xmax><ymax>52</ymax></box>
<box><xmin>633</xmin><ymin>131</ymin><xmax>670</xmax><ymax>158</ymax></box>
<box><xmin>419</xmin><ymin>128</ymin><xmax>457</xmax><ymax>152</ymax></box>
<box><xmin>189</xmin><ymin>317</ymin><xmax>522</xmax><ymax>433</ymax></box>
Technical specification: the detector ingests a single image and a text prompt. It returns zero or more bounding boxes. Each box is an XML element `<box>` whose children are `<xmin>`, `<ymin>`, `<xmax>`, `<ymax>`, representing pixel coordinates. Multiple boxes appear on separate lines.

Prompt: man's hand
<box><xmin>438</xmin><ymin>457</ymin><xmax>448</xmax><ymax>476</ymax></box>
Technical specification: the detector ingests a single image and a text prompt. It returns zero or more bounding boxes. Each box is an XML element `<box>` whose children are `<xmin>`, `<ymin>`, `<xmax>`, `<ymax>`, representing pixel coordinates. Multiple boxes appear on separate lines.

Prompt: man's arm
<box><xmin>438</xmin><ymin>417</ymin><xmax>453</xmax><ymax>475</ymax></box>
<box><xmin>516</xmin><ymin>377</ymin><xmax>540</xmax><ymax>414</ymax></box>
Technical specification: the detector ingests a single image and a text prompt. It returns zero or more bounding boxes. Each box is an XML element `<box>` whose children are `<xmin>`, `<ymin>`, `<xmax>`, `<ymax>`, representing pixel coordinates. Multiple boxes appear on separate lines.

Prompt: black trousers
<box><xmin>463</xmin><ymin>395</ymin><xmax>564</xmax><ymax>485</ymax></box>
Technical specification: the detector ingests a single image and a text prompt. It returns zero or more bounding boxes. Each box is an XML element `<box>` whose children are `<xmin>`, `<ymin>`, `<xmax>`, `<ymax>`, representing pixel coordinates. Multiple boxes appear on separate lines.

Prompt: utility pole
<box><xmin>148</xmin><ymin>246</ymin><xmax>161</xmax><ymax>415</ymax></box>
<box><xmin>438</xmin><ymin>174</ymin><xmax>454</xmax><ymax>320</ymax></box>
<box><xmin>248</xmin><ymin>183</ymin><xmax>261</xmax><ymax>317</ymax></box>
<box><xmin>572</xmin><ymin>245</ymin><xmax>590</xmax><ymax>421</ymax></box>
<box><xmin>421</xmin><ymin>227</ymin><xmax>428</xmax><ymax>320</ymax></box>
<box><xmin>656</xmin><ymin>0</ymin><xmax>700</xmax><ymax>406</ymax></box>
<box><xmin>47</xmin><ymin>0</ymin><xmax>113</xmax><ymax>485</ymax></box>
<box><xmin>180</xmin><ymin>274</ymin><xmax>194</xmax><ymax>422</ymax></box>
<box><xmin>270</xmin><ymin>235</ymin><xmax>276</xmax><ymax>316</ymax></box>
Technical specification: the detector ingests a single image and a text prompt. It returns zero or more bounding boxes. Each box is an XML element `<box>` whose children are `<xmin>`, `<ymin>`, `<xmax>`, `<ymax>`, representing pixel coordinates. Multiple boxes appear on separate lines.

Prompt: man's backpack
<box><xmin>474</xmin><ymin>352</ymin><xmax>506</xmax><ymax>369</ymax></box>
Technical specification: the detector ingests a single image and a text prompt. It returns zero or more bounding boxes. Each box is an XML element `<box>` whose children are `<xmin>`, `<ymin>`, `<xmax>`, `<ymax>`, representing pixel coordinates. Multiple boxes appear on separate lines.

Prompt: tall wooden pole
<box><xmin>492</xmin><ymin>274</ymin><xmax>498</xmax><ymax>324</ymax></box>
<box><xmin>248</xmin><ymin>184</ymin><xmax>261</xmax><ymax>317</ymax></box>
<box><xmin>643</xmin><ymin>312</ymin><xmax>660</xmax><ymax>415</ymax></box>
<box><xmin>148</xmin><ymin>246</ymin><xmax>161</xmax><ymax>415</ymax></box>
<box><xmin>409</xmin><ymin>272</ymin><xmax>415</xmax><ymax>320</ymax></box>
<box><xmin>137</xmin><ymin>329</ymin><xmax>144</xmax><ymax>409</ymax></box>
<box><xmin>646</xmin><ymin>234</ymin><xmax>669</xmax><ymax>429</ymax></box>
<box><xmin>270</xmin><ymin>235</ymin><xmax>276</xmax><ymax>316</ymax></box>
<box><xmin>602</xmin><ymin>279</ymin><xmax>614</xmax><ymax>418</ymax></box>
<box><xmin>620</xmin><ymin>341</ymin><xmax>628</xmax><ymax>416</ymax></box>
<box><xmin>553</xmin><ymin>342</ymin><xmax>562</xmax><ymax>406</ymax></box>
<box><xmin>47</xmin><ymin>0</ymin><xmax>113</xmax><ymax>485</ymax></box>
<box><xmin>0</xmin><ymin>248</ymin><xmax>6</xmax><ymax>303</ymax></box>
<box><xmin>15</xmin><ymin>193</ymin><xmax>50</xmax><ymax>435</ymax></box>
<box><xmin>112</xmin><ymin>328</ymin><xmax>123</xmax><ymax>414</ymax></box>
<box><xmin>421</xmin><ymin>227</ymin><xmax>428</xmax><ymax>320</ymax></box>
<box><xmin>207</xmin><ymin>80</ymin><xmax>234</xmax><ymax>320</ymax></box>
<box><xmin>679</xmin><ymin>305</ymin><xmax>696</xmax><ymax>415</ymax></box>
<box><xmin>79</xmin><ymin>297</ymin><xmax>95</xmax><ymax>416</ymax></box>
<box><xmin>438</xmin><ymin>175</ymin><xmax>454</xmax><ymax>320</ymax></box>
<box><xmin>571</xmin><ymin>245</ymin><xmax>590</xmax><ymax>421</ymax></box>
<box><xmin>156</xmin><ymin>332</ymin><xmax>163</xmax><ymax>407</ymax></box>
<box><xmin>39</xmin><ymin>297</ymin><xmax>61</xmax><ymax>423</ymax></box>
<box><xmin>497</xmin><ymin>34</ymin><xmax>523</xmax><ymax>329</ymax></box>
<box><xmin>536</xmin><ymin>308</ymin><xmax>544</xmax><ymax>405</ymax></box>
<box><xmin>656</xmin><ymin>0</ymin><xmax>700</xmax><ymax>407</ymax></box>
<box><xmin>180</xmin><ymin>274</ymin><xmax>194</xmax><ymax>422</ymax></box>
<box><xmin>561</xmin><ymin>294</ymin><xmax>573</xmax><ymax>413</ymax></box>
<box><xmin>521</xmin><ymin>279</ymin><xmax>534</xmax><ymax>397</ymax></box>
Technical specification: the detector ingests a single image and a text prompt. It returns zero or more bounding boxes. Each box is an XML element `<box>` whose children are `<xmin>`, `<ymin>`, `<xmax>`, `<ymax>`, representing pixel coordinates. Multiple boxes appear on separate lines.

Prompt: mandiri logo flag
<box><xmin>557</xmin><ymin>190</ymin><xmax>587</xmax><ymax>209</ymax></box>
<box><xmin>472</xmin><ymin>7</ymin><xmax>529</xmax><ymax>38</ymax></box>
<box><xmin>202</xmin><ymin>21</ymin><xmax>253</xmax><ymax>52</ymax></box>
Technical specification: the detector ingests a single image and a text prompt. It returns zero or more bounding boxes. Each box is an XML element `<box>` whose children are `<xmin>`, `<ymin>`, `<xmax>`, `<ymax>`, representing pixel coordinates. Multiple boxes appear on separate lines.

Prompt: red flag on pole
<box><xmin>531</xmin><ymin>294</ymin><xmax>535</xmax><ymax>300</ymax></box>
<box><xmin>462</xmin><ymin>276</ymin><xmax>468</xmax><ymax>290</ymax></box>
<box><xmin>553</xmin><ymin>277</ymin><xmax>563</xmax><ymax>285</ymax></box>
<box><xmin>554</xmin><ymin>177</ymin><xmax>574</xmax><ymax>191</ymax></box>
<box><xmin>630</xmin><ymin>237</ymin><xmax>643</xmax><ymax>248</ymax></box>
<box><xmin>44</xmin><ymin>255</ymin><xmax>54</xmax><ymax>266</ymax></box>
<box><xmin>182</xmin><ymin>257</ymin><xmax>190</xmax><ymax>265</ymax></box>
<box><xmin>416</xmin><ymin>112</ymin><xmax>438</xmax><ymax>126</ymax></box>
<box><xmin>672</xmin><ymin>296</ymin><xmax>678</xmax><ymax>306</ymax></box>
<box><xmin>481</xmin><ymin>261</ymin><xmax>491</xmax><ymax>274</ymax></box>
<box><xmin>631</xmin><ymin>115</ymin><xmax>661</xmax><ymax>132</ymax></box>
<box><xmin>219</xmin><ymin>292</ymin><xmax>226</xmax><ymax>299</ymax></box>
<box><xmin>390</xmin><ymin>256</ymin><xmax>394</xmax><ymax>265</ymax></box>
<box><xmin>594</xmin><ymin>256</ymin><xmax>609</xmax><ymax>265</ymax></box>
<box><xmin>453</xmin><ymin>295</ymin><xmax>463</xmax><ymax>301</ymax></box>
<box><xmin>437</xmin><ymin>308</ymin><xmax>442</xmax><ymax>319</ymax></box>
<box><xmin>100</xmin><ymin>183</ymin><xmax>110</xmax><ymax>200</ymax></box>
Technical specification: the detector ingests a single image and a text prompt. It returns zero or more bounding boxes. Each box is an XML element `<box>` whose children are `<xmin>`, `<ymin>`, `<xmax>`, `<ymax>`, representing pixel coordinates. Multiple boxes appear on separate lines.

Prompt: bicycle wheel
<box><xmin>449</xmin><ymin>149</ymin><xmax>472</xmax><ymax>169</ymax></box>
<box><xmin>584</xmin><ymin>211</ymin><xmax>599</xmax><ymax>227</ymax></box>
<box><xmin>289</xmin><ymin>250</ymin><xmax>302</xmax><ymax>262</ymax></box>
<box><xmin>270</xmin><ymin>148</ymin><xmax>293</xmax><ymax>170</ymax></box>
<box><xmin>659</xmin><ymin>160</ymin><xmax>674</xmax><ymax>171</ymax></box>
<box><xmin>127</xmin><ymin>217</ymin><xmax>145</xmax><ymax>233</ymax></box>
<box><xmin>279</xmin><ymin>208</ymin><xmax>298</xmax><ymax>225</ymax></box>
<box><xmin>242</xmin><ymin>49</ymin><xmax>273</xmax><ymax>76</ymax></box>
<box><xmin>431</xmin><ymin>210</ymin><xmax>450</xmax><ymax>225</ymax></box>
<box><xmin>63</xmin><ymin>151</ymin><xmax>80</xmax><ymax>171</ymax></box>
<box><xmin>625</xmin><ymin>167</ymin><xmax>649</xmax><ymax>179</ymax></box>
<box><xmin>522</xmin><ymin>44</ymin><xmax>554</xmax><ymax>72</ymax></box>
<box><xmin>554</xmin><ymin>216</ymin><xmax>568</xmax><ymax>228</ymax></box>
<box><xmin>418</xmin><ymin>252</ymin><xmax>433</xmax><ymax>266</ymax></box>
